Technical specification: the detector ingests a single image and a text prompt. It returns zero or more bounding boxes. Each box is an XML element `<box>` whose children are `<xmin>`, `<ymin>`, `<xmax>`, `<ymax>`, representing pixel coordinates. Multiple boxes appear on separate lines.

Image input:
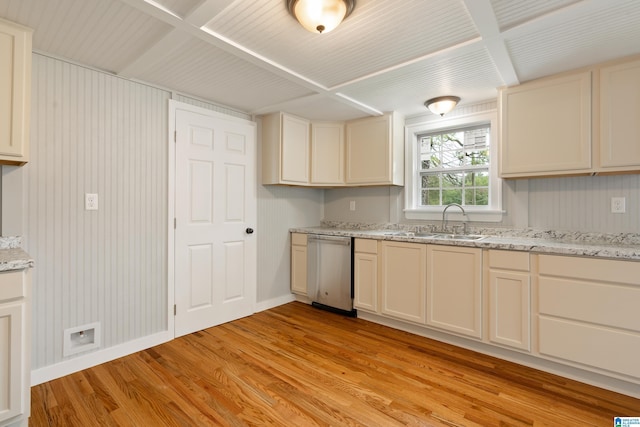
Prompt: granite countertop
<box><xmin>0</xmin><ymin>237</ymin><xmax>34</xmax><ymax>272</ymax></box>
<box><xmin>290</xmin><ymin>222</ymin><xmax>640</xmax><ymax>261</ymax></box>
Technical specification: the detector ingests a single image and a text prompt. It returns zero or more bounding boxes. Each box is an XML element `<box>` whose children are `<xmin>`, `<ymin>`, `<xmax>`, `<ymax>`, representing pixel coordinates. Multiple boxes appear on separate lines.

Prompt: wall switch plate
<box><xmin>611</xmin><ymin>197</ymin><xmax>625</xmax><ymax>213</ymax></box>
<box><xmin>85</xmin><ymin>193</ymin><xmax>98</xmax><ymax>210</ymax></box>
<box><xmin>349</xmin><ymin>200</ymin><xmax>356</xmax><ymax>211</ymax></box>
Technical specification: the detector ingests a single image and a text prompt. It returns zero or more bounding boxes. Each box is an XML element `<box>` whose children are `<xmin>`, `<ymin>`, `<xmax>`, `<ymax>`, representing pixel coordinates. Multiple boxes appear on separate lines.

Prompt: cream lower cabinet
<box><xmin>380</xmin><ymin>241</ymin><xmax>426</xmax><ymax>323</ymax></box>
<box><xmin>538</xmin><ymin>255</ymin><xmax>640</xmax><ymax>380</ymax></box>
<box><xmin>353</xmin><ymin>238</ymin><xmax>378</xmax><ymax>313</ymax></box>
<box><xmin>0</xmin><ymin>269</ymin><xmax>31</xmax><ymax>427</ymax></box>
<box><xmin>0</xmin><ymin>18</ymin><xmax>32</xmax><ymax>166</ymax></box>
<box><xmin>290</xmin><ymin>233</ymin><xmax>308</xmax><ymax>296</ymax></box>
<box><xmin>487</xmin><ymin>250</ymin><xmax>531</xmax><ymax>351</ymax></box>
<box><xmin>426</xmin><ymin>245</ymin><xmax>482</xmax><ymax>339</ymax></box>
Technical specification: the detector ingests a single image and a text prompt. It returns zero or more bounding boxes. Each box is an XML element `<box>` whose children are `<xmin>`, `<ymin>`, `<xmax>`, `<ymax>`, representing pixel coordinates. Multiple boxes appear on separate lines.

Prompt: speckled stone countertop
<box><xmin>290</xmin><ymin>222</ymin><xmax>640</xmax><ymax>261</ymax></box>
<box><xmin>0</xmin><ymin>237</ymin><xmax>34</xmax><ymax>272</ymax></box>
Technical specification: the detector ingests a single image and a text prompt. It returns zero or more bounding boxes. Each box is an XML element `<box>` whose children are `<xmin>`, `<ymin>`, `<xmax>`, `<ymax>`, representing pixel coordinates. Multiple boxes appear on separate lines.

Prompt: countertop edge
<box><xmin>289</xmin><ymin>227</ymin><xmax>640</xmax><ymax>261</ymax></box>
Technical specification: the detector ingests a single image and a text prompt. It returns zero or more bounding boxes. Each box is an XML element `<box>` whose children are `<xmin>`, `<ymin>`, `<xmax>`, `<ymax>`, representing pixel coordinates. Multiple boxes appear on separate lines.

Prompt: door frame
<box><xmin>167</xmin><ymin>99</ymin><xmax>257</xmax><ymax>338</ymax></box>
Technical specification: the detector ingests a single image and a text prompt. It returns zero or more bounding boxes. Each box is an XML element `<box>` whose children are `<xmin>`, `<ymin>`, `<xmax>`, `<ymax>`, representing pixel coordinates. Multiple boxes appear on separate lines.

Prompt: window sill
<box><xmin>404</xmin><ymin>208</ymin><xmax>504</xmax><ymax>222</ymax></box>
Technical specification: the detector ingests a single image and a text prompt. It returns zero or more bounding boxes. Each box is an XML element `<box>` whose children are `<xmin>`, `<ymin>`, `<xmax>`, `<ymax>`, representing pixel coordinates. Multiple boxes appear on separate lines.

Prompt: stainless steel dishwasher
<box><xmin>307</xmin><ymin>234</ymin><xmax>356</xmax><ymax>317</ymax></box>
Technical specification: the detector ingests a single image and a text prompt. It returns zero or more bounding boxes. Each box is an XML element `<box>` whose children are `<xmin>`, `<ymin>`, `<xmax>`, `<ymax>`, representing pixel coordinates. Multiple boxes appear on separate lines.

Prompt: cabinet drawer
<box><xmin>539</xmin><ymin>254</ymin><xmax>640</xmax><ymax>285</ymax></box>
<box><xmin>291</xmin><ymin>233</ymin><xmax>307</xmax><ymax>246</ymax></box>
<box><xmin>0</xmin><ymin>270</ymin><xmax>25</xmax><ymax>300</ymax></box>
<box><xmin>355</xmin><ymin>238</ymin><xmax>377</xmax><ymax>254</ymax></box>
<box><xmin>539</xmin><ymin>277</ymin><xmax>640</xmax><ymax>331</ymax></box>
<box><xmin>539</xmin><ymin>317</ymin><xmax>640</xmax><ymax>378</ymax></box>
<box><xmin>488</xmin><ymin>250</ymin><xmax>529</xmax><ymax>271</ymax></box>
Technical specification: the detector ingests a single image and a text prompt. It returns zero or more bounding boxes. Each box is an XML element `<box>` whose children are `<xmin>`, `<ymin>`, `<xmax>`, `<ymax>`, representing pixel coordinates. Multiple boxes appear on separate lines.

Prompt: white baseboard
<box><xmin>31</xmin><ymin>330</ymin><xmax>173</xmax><ymax>386</ymax></box>
<box><xmin>255</xmin><ymin>293</ymin><xmax>296</xmax><ymax>312</ymax></box>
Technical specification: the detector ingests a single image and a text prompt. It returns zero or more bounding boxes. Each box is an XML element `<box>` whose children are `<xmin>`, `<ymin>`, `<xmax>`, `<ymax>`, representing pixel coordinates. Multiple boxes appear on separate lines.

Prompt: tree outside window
<box><xmin>419</xmin><ymin>125</ymin><xmax>490</xmax><ymax>207</ymax></box>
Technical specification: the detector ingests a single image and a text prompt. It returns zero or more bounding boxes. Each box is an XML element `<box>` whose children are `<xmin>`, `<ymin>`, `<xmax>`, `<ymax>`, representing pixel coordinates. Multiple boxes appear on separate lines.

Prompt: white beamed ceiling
<box><xmin>1</xmin><ymin>0</ymin><xmax>640</xmax><ymax>120</ymax></box>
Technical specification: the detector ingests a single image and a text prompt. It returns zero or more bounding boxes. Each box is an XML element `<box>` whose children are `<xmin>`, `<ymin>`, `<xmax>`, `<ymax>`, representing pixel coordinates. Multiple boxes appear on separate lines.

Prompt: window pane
<box><xmin>442</xmin><ymin>172</ymin><xmax>463</xmax><ymax>188</ymax></box>
<box><xmin>417</xmin><ymin>124</ymin><xmax>491</xmax><ymax>208</ymax></box>
<box><xmin>443</xmin><ymin>189</ymin><xmax>462</xmax><ymax>205</ymax></box>
<box><xmin>422</xmin><ymin>189</ymin><xmax>441</xmax><ymax>205</ymax></box>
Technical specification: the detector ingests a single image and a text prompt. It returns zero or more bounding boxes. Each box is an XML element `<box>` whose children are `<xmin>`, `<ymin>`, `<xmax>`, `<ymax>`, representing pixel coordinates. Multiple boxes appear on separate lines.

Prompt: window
<box><xmin>405</xmin><ymin>111</ymin><xmax>502</xmax><ymax>222</ymax></box>
<box><xmin>419</xmin><ymin>125</ymin><xmax>490</xmax><ymax>207</ymax></box>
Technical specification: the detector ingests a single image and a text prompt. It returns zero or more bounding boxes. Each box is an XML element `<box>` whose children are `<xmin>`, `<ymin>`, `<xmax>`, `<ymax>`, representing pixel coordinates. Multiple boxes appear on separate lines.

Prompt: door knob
<box><xmin>246</xmin><ymin>228</ymin><xmax>254</xmax><ymax>234</ymax></box>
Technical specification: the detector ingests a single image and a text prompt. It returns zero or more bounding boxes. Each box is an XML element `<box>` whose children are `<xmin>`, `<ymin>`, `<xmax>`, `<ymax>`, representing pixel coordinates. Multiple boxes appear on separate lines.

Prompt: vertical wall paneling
<box><xmin>25</xmin><ymin>54</ymin><xmax>169</xmax><ymax>369</ymax></box>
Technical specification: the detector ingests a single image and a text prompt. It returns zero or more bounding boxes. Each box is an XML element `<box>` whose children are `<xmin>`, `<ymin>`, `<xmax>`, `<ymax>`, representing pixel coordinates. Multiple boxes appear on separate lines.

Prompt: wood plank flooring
<box><xmin>30</xmin><ymin>302</ymin><xmax>640</xmax><ymax>426</ymax></box>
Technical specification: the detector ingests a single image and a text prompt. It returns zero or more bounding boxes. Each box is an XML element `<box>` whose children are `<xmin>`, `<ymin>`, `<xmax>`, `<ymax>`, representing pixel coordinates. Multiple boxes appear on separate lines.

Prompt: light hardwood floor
<box><xmin>30</xmin><ymin>302</ymin><xmax>640</xmax><ymax>426</ymax></box>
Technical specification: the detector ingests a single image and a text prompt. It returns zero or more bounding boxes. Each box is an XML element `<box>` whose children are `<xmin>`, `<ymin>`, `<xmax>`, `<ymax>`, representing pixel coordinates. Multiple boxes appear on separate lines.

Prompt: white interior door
<box><xmin>174</xmin><ymin>106</ymin><xmax>256</xmax><ymax>338</ymax></box>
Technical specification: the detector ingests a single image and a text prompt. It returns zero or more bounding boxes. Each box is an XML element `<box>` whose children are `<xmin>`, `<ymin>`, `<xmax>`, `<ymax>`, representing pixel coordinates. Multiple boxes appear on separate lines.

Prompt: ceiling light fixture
<box><xmin>287</xmin><ymin>0</ymin><xmax>356</xmax><ymax>34</ymax></box>
<box><xmin>424</xmin><ymin>96</ymin><xmax>461</xmax><ymax>116</ymax></box>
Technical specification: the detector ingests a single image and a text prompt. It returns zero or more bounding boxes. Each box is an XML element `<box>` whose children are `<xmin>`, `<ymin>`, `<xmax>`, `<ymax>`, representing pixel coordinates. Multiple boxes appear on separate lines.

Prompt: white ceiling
<box><xmin>1</xmin><ymin>0</ymin><xmax>640</xmax><ymax>121</ymax></box>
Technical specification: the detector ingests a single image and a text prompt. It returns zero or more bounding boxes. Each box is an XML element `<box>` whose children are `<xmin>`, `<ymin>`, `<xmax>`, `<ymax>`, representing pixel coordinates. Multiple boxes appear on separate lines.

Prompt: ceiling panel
<box><xmin>339</xmin><ymin>47</ymin><xmax>503</xmax><ymax>118</ymax></box>
<box><xmin>204</xmin><ymin>0</ymin><xmax>480</xmax><ymax>88</ymax></box>
<box><xmin>506</xmin><ymin>1</ymin><xmax>640</xmax><ymax>82</ymax></box>
<box><xmin>0</xmin><ymin>0</ymin><xmax>172</xmax><ymax>74</ymax></box>
<box><xmin>490</xmin><ymin>0</ymin><xmax>579</xmax><ymax>31</ymax></box>
<box><xmin>134</xmin><ymin>36</ymin><xmax>314</xmax><ymax>112</ymax></box>
<box><xmin>151</xmin><ymin>0</ymin><xmax>204</xmax><ymax>18</ymax></box>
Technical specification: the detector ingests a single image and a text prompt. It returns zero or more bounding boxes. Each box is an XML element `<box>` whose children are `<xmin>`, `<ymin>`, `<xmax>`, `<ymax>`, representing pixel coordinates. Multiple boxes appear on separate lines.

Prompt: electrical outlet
<box><xmin>85</xmin><ymin>193</ymin><xmax>98</xmax><ymax>211</ymax></box>
<box><xmin>349</xmin><ymin>200</ymin><xmax>356</xmax><ymax>211</ymax></box>
<box><xmin>611</xmin><ymin>197</ymin><xmax>625</xmax><ymax>214</ymax></box>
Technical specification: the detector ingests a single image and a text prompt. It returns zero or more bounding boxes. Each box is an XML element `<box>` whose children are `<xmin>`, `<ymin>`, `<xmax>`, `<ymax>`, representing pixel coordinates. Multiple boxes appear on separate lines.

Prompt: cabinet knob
<box><xmin>246</xmin><ymin>228</ymin><xmax>254</xmax><ymax>234</ymax></box>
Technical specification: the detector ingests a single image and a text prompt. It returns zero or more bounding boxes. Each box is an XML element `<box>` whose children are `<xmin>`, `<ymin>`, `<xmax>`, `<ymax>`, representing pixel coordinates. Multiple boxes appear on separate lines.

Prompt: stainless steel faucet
<box><xmin>441</xmin><ymin>203</ymin><xmax>467</xmax><ymax>233</ymax></box>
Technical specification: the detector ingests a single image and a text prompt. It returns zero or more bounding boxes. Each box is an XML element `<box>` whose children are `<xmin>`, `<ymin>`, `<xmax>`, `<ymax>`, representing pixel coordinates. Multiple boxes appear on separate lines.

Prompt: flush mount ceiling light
<box><xmin>424</xmin><ymin>96</ymin><xmax>461</xmax><ymax>116</ymax></box>
<box><xmin>287</xmin><ymin>0</ymin><xmax>356</xmax><ymax>34</ymax></box>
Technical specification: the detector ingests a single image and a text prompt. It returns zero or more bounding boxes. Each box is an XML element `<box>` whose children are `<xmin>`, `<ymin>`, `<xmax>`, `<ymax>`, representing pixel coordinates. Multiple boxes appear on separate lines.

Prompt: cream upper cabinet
<box><xmin>0</xmin><ymin>18</ymin><xmax>32</xmax><ymax>166</ymax></box>
<box><xmin>426</xmin><ymin>245</ymin><xmax>482</xmax><ymax>339</ymax></box>
<box><xmin>262</xmin><ymin>112</ymin><xmax>310</xmax><ymax>185</ymax></box>
<box><xmin>380</xmin><ymin>241</ymin><xmax>426</xmax><ymax>323</ymax></box>
<box><xmin>345</xmin><ymin>112</ymin><xmax>404</xmax><ymax>186</ymax></box>
<box><xmin>499</xmin><ymin>71</ymin><xmax>592</xmax><ymax>177</ymax></box>
<box><xmin>487</xmin><ymin>250</ymin><xmax>531</xmax><ymax>352</ymax></box>
<box><xmin>290</xmin><ymin>233</ymin><xmax>308</xmax><ymax>296</ymax></box>
<box><xmin>310</xmin><ymin>122</ymin><xmax>344</xmax><ymax>186</ymax></box>
<box><xmin>353</xmin><ymin>238</ymin><xmax>378</xmax><ymax>313</ymax></box>
<box><xmin>599</xmin><ymin>58</ymin><xmax>640</xmax><ymax>170</ymax></box>
<box><xmin>0</xmin><ymin>269</ymin><xmax>31</xmax><ymax>426</ymax></box>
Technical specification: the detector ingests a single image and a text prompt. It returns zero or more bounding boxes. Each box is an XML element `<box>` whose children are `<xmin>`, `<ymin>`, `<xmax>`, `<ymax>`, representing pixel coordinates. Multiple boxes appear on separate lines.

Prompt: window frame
<box><xmin>404</xmin><ymin>110</ymin><xmax>503</xmax><ymax>222</ymax></box>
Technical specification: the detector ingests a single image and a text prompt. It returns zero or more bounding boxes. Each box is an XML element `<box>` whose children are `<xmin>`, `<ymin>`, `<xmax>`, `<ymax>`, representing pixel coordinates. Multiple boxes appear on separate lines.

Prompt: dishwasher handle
<box><xmin>307</xmin><ymin>234</ymin><xmax>351</xmax><ymax>245</ymax></box>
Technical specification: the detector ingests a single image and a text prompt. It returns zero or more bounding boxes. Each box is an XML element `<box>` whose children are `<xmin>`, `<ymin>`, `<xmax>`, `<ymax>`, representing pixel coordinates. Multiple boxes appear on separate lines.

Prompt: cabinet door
<box><xmin>0</xmin><ymin>18</ymin><xmax>32</xmax><ymax>165</ymax></box>
<box><xmin>346</xmin><ymin>114</ymin><xmax>391</xmax><ymax>184</ymax></box>
<box><xmin>600</xmin><ymin>59</ymin><xmax>640</xmax><ymax>169</ymax></box>
<box><xmin>281</xmin><ymin>114</ymin><xmax>310</xmax><ymax>184</ymax></box>
<box><xmin>380</xmin><ymin>241</ymin><xmax>426</xmax><ymax>323</ymax></box>
<box><xmin>488</xmin><ymin>270</ymin><xmax>530</xmax><ymax>351</ymax></box>
<box><xmin>499</xmin><ymin>71</ymin><xmax>591</xmax><ymax>177</ymax></box>
<box><xmin>354</xmin><ymin>252</ymin><xmax>378</xmax><ymax>313</ymax></box>
<box><xmin>311</xmin><ymin>122</ymin><xmax>344</xmax><ymax>185</ymax></box>
<box><xmin>427</xmin><ymin>245</ymin><xmax>482</xmax><ymax>338</ymax></box>
<box><xmin>291</xmin><ymin>244</ymin><xmax>308</xmax><ymax>295</ymax></box>
<box><xmin>0</xmin><ymin>302</ymin><xmax>24</xmax><ymax>423</ymax></box>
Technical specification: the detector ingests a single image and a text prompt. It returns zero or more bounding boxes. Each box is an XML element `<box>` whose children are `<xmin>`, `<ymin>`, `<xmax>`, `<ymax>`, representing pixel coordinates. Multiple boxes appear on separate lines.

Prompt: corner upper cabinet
<box><xmin>262</xmin><ymin>112</ymin><xmax>310</xmax><ymax>185</ymax></box>
<box><xmin>345</xmin><ymin>112</ymin><xmax>404</xmax><ymax>186</ymax></box>
<box><xmin>499</xmin><ymin>71</ymin><xmax>592</xmax><ymax>177</ymax></box>
<box><xmin>0</xmin><ymin>18</ymin><xmax>32</xmax><ymax>166</ymax></box>
<box><xmin>310</xmin><ymin>122</ymin><xmax>344</xmax><ymax>186</ymax></box>
<box><xmin>599</xmin><ymin>58</ymin><xmax>640</xmax><ymax>170</ymax></box>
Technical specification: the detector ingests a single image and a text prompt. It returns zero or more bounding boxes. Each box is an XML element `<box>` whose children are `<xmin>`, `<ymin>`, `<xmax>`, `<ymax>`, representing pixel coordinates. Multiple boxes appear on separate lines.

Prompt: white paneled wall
<box><xmin>529</xmin><ymin>175</ymin><xmax>640</xmax><ymax>233</ymax></box>
<box><xmin>25</xmin><ymin>54</ymin><xmax>169</xmax><ymax>369</ymax></box>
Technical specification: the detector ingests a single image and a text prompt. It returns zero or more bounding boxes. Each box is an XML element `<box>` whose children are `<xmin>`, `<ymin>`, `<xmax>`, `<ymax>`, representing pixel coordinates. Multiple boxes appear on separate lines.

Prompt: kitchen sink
<box><xmin>431</xmin><ymin>233</ymin><xmax>486</xmax><ymax>241</ymax></box>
